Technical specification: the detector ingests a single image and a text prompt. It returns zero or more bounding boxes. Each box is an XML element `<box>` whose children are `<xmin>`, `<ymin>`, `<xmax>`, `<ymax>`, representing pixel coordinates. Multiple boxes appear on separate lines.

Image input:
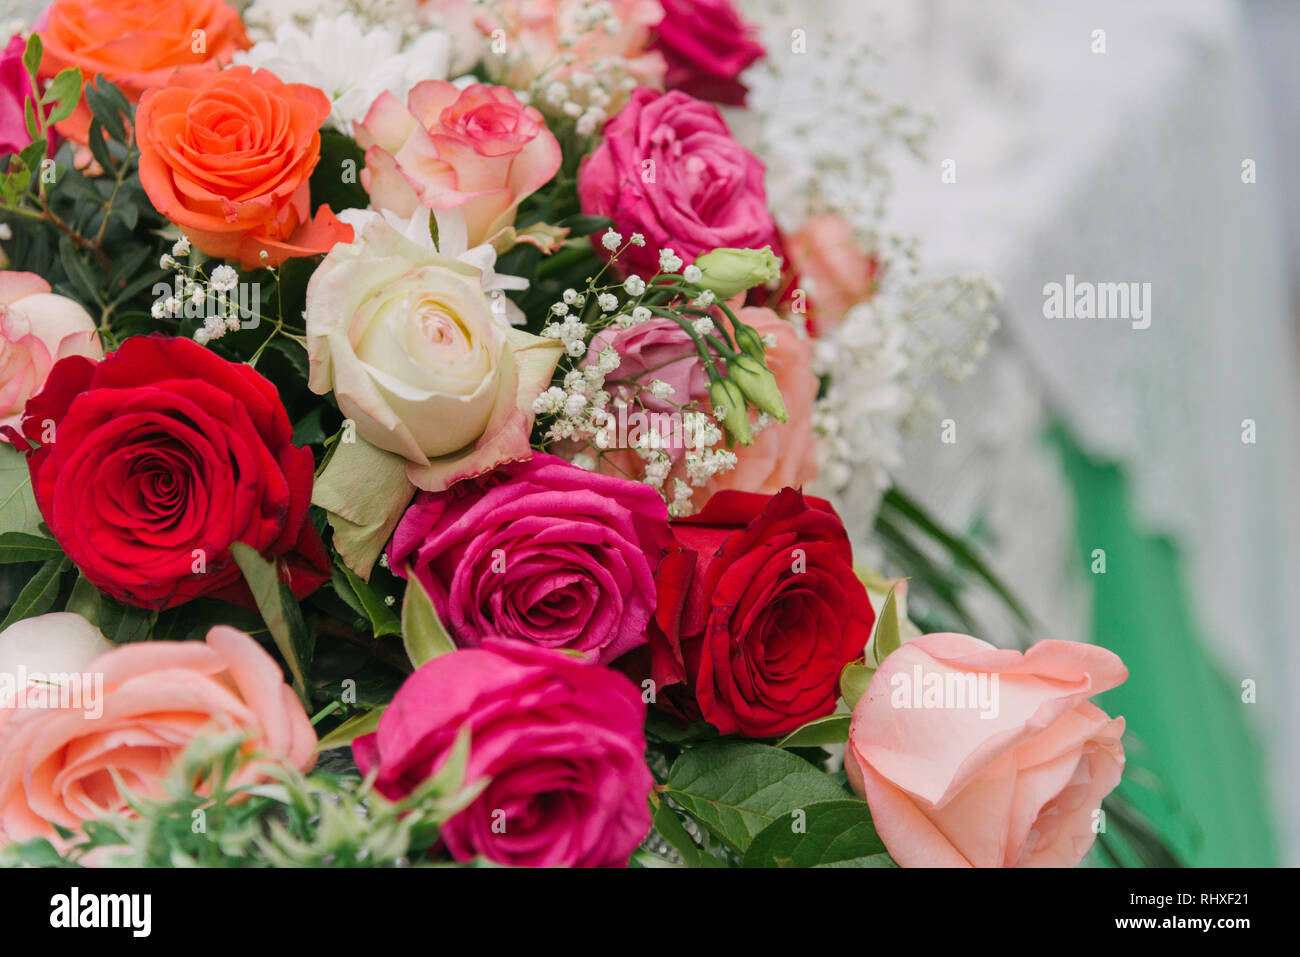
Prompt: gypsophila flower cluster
<box><xmin>527</xmin><ymin>234</ymin><xmax>792</xmax><ymax>511</ymax></box>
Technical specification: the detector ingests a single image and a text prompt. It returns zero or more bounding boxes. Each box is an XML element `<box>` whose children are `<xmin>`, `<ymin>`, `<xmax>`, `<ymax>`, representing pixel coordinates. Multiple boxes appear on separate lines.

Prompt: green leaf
<box><xmin>83</xmin><ymin>76</ymin><xmax>128</xmax><ymax>143</ymax></box>
<box><xmin>399</xmin><ymin>570</ymin><xmax>455</xmax><ymax>668</ymax></box>
<box><xmin>23</xmin><ymin>97</ymin><xmax>38</xmax><ymax>142</ymax></box>
<box><xmin>839</xmin><ymin>660</ymin><xmax>875</xmax><ymax>710</ymax></box>
<box><xmin>309</xmin><ymin>129</ymin><xmax>368</xmax><ymax>214</ymax></box>
<box><xmin>332</xmin><ymin>561</ymin><xmax>401</xmax><ymax>638</ymax></box>
<box><xmin>315</xmin><ymin>706</ymin><xmax>385</xmax><ymax>752</ymax></box>
<box><xmin>871</xmin><ymin>583</ymin><xmax>902</xmax><ymax>667</ymax></box>
<box><xmin>881</xmin><ymin>487</ymin><xmax>1036</xmax><ymax>629</ymax></box>
<box><xmin>230</xmin><ymin>542</ymin><xmax>314</xmax><ymax>703</ymax></box>
<box><xmin>63</xmin><ymin>572</ymin><xmax>102</xmax><ymax>623</ymax></box>
<box><xmin>558</xmin><ymin>214</ymin><xmax>615</xmax><ymax>237</ymax></box>
<box><xmin>22</xmin><ymin>35</ymin><xmax>42</xmax><ymax>83</ymax></box>
<box><xmin>650</xmin><ymin>795</ymin><xmax>724</xmax><ymax>868</ymax></box>
<box><xmin>57</xmin><ymin>235</ymin><xmax>100</xmax><ymax>305</ymax></box>
<box><xmin>1</xmin><ymin>556</ymin><xmax>70</xmax><ymax>629</ymax></box>
<box><xmin>42</xmin><ymin>69</ymin><xmax>81</xmax><ymax>125</ymax></box>
<box><xmin>0</xmin><ymin>531</ymin><xmax>63</xmax><ymax>564</ymax></box>
<box><xmin>776</xmin><ymin>713</ymin><xmax>851</xmax><ymax>749</ymax></box>
<box><xmin>96</xmin><ymin>597</ymin><xmax>157</xmax><ymax>643</ymax></box>
<box><xmin>663</xmin><ymin>742</ymin><xmax>850</xmax><ymax>854</ymax></box>
<box><xmin>741</xmin><ymin>799</ymin><xmax>896</xmax><ymax>868</ymax></box>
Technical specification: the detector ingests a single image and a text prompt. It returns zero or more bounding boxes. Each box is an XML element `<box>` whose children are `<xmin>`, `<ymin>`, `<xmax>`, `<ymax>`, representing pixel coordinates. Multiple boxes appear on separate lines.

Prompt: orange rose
<box><xmin>135</xmin><ymin>66</ymin><xmax>352</xmax><ymax>269</ymax></box>
<box><xmin>38</xmin><ymin>0</ymin><xmax>250</xmax><ymax>144</ymax></box>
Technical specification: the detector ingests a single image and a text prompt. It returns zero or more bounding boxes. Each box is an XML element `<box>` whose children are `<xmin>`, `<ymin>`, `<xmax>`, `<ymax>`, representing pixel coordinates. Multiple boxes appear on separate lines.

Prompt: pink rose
<box><xmin>355</xmin><ymin>80</ymin><xmax>562</xmax><ymax>248</ymax></box>
<box><xmin>845</xmin><ymin>634</ymin><xmax>1128</xmax><ymax>868</ymax></box>
<box><xmin>579</xmin><ymin>87</ymin><xmax>779</xmax><ymax>278</ymax></box>
<box><xmin>390</xmin><ymin>453</ymin><xmax>671</xmax><ymax>663</ymax></box>
<box><xmin>353</xmin><ymin>639</ymin><xmax>654</xmax><ymax>867</ymax></box>
<box><xmin>786</xmin><ymin>211</ymin><xmax>881</xmax><ymax>331</ymax></box>
<box><xmin>0</xmin><ymin>270</ymin><xmax>103</xmax><ymax>436</ymax></box>
<box><xmin>652</xmin><ymin>0</ymin><xmax>765</xmax><ymax>106</ymax></box>
<box><xmin>0</xmin><ymin>624</ymin><xmax>316</xmax><ymax>848</ymax></box>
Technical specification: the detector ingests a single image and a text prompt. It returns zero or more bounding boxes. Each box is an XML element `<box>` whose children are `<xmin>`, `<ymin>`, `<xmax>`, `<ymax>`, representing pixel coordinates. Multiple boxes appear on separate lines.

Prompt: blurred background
<box><xmin>786</xmin><ymin>0</ymin><xmax>1300</xmax><ymax>866</ymax></box>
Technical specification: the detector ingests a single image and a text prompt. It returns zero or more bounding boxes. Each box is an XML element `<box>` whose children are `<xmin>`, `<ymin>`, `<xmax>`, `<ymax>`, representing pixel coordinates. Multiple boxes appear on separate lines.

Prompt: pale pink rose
<box><xmin>845</xmin><ymin>634</ymin><xmax>1128</xmax><ymax>868</ymax></box>
<box><xmin>355</xmin><ymin>80</ymin><xmax>562</xmax><ymax>248</ymax></box>
<box><xmin>786</xmin><ymin>212</ymin><xmax>881</xmax><ymax>332</ymax></box>
<box><xmin>0</xmin><ymin>271</ymin><xmax>103</xmax><ymax>436</ymax></box>
<box><xmin>0</xmin><ymin>624</ymin><xmax>316</xmax><ymax>849</ymax></box>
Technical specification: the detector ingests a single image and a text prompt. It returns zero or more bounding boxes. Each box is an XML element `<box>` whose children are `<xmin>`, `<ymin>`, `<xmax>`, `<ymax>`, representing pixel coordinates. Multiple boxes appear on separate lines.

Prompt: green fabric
<box><xmin>1048</xmin><ymin>424</ymin><xmax>1278</xmax><ymax>866</ymax></box>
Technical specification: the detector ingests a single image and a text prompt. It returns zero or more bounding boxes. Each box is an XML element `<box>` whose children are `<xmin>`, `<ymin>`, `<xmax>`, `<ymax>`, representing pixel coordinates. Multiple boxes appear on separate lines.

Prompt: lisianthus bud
<box><xmin>734</xmin><ymin>323</ymin><xmax>767</xmax><ymax>361</ymax></box>
<box><xmin>693</xmin><ymin>246</ymin><xmax>782</xmax><ymax>299</ymax></box>
<box><xmin>727</xmin><ymin>354</ymin><xmax>787</xmax><ymax>422</ymax></box>
<box><xmin>710</xmin><ymin>378</ymin><xmax>753</xmax><ymax>445</ymax></box>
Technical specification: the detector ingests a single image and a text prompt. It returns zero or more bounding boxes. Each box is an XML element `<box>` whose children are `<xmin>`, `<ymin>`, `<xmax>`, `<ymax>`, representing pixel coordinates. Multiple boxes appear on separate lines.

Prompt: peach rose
<box><xmin>355</xmin><ymin>80</ymin><xmax>561</xmax><ymax>248</ymax></box>
<box><xmin>703</xmin><ymin>306</ymin><xmax>819</xmax><ymax>499</ymax></box>
<box><xmin>0</xmin><ymin>271</ymin><xmax>103</xmax><ymax>436</ymax></box>
<box><xmin>0</xmin><ymin>623</ymin><xmax>315</xmax><ymax>848</ymax></box>
<box><xmin>845</xmin><ymin>634</ymin><xmax>1128</xmax><ymax>868</ymax></box>
<box><xmin>786</xmin><ymin>212</ymin><xmax>881</xmax><ymax>331</ymax></box>
<box><xmin>38</xmin><ymin>0</ymin><xmax>250</xmax><ymax>145</ymax></box>
<box><xmin>135</xmin><ymin>65</ymin><xmax>352</xmax><ymax>269</ymax></box>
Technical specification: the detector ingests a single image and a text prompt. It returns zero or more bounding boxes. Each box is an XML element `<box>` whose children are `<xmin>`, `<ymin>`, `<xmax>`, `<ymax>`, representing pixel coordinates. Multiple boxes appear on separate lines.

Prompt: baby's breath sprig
<box><xmin>531</xmin><ymin>230</ymin><xmax>791</xmax><ymax>513</ymax></box>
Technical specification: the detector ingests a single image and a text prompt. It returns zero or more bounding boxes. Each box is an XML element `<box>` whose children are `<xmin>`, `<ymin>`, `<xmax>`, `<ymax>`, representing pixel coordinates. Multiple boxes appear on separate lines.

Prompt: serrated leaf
<box><xmin>839</xmin><ymin>660</ymin><xmax>875</xmax><ymax>710</ymax></box>
<box><xmin>742</xmin><ymin>799</ymin><xmax>895</xmax><ymax>868</ymax></box>
<box><xmin>230</xmin><ymin>542</ymin><xmax>314</xmax><ymax>703</ymax></box>
<box><xmin>315</xmin><ymin>706</ymin><xmax>385</xmax><ymax>752</ymax></box>
<box><xmin>0</xmin><ymin>531</ymin><xmax>62</xmax><ymax>563</ymax></box>
<box><xmin>1</xmin><ymin>556</ymin><xmax>69</xmax><ymax>629</ymax></box>
<box><xmin>776</xmin><ymin>712</ymin><xmax>851</xmax><ymax>749</ymax></box>
<box><xmin>399</xmin><ymin>569</ymin><xmax>455</xmax><ymax>668</ymax></box>
<box><xmin>663</xmin><ymin>742</ymin><xmax>850</xmax><ymax>854</ymax></box>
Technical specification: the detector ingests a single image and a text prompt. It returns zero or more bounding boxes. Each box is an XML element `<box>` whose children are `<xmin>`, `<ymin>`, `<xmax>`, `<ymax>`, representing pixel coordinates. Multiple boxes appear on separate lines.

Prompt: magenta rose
<box><xmin>388</xmin><ymin>453</ymin><xmax>672</xmax><ymax>664</ymax></box>
<box><xmin>353</xmin><ymin>639</ymin><xmax>654</xmax><ymax>867</ymax></box>
<box><xmin>0</xmin><ymin>35</ymin><xmax>56</xmax><ymax>158</ymax></box>
<box><xmin>578</xmin><ymin>87</ymin><xmax>779</xmax><ymax>277</ymax></box>
<box><xmin>652</xmin><ymin>0</ymin><xmax>765</xmax><ymax>105</ymax></box>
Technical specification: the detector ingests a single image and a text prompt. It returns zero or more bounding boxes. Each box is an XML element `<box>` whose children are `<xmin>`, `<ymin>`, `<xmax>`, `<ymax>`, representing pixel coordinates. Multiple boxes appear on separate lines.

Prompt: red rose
<box><xmin>18</xmin><ymin>336</ymin><xmax>328</xmax><ymax>609</ymax></box>
<box><xmin>626</xmin><ymin>487</ymin><xmax>874</xmax><ymax>737</ymax></box>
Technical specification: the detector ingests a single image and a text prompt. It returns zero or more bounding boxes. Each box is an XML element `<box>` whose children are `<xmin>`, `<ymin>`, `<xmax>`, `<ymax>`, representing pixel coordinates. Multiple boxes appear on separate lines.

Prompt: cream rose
<box><xmin>305</xmin><ymin>218</ymin><xmax>563</xmax><ymax>493</ymax></box>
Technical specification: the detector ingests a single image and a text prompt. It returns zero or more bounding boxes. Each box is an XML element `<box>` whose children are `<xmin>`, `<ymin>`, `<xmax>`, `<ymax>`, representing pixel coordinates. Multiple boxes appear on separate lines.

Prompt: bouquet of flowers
<box><xmin>0</xmin><ymin>0</ymin><xmax>1156</xmax><ymax>869</ymax></box>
